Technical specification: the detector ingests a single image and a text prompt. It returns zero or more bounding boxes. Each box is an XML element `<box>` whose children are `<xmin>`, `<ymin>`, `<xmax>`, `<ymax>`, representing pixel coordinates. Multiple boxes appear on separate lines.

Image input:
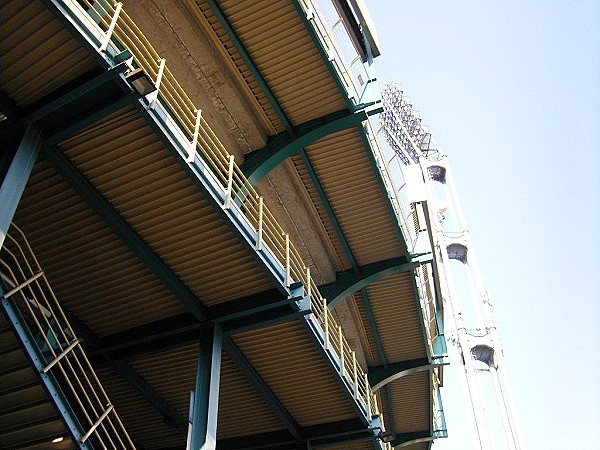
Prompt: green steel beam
<box><xmin>368</xmin><ymin>358</ymin><xmax>447</xmax><ymax>392</ymax></box>
<box><xmin>204</xmin><ymin>0</ymin><xmax>294</xmax><ymax>136</ymax></box>
<box><xmin>190</xmin><ymin>326</ymin><xmax>222</xmax><ymax>450</ymax></box>
<box><xmin>320</xmin><ymin>256</ymin><xmax>417</xmax><ymax>308</ymax></box>
<box><xmin>241</xmin><ymin>107</ymin><xmax>379</xmax><ymax>185</ymax></box>
<box><xmin>390</xmin><ymin>430</ymin><xmax>433</xmax><ymax>448</ymax></box>
<box><xmin>0</xmin><ymin>125</ymin><xmax>43</xmax><ymax>249</ymax></box>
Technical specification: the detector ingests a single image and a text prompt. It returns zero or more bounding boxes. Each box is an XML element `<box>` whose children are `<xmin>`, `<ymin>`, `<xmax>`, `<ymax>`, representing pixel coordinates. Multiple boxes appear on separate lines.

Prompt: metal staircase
<box><xmin>0</xmin><ymin>224</ymin><xmax>134</xmax><ymax>449</ymax></box>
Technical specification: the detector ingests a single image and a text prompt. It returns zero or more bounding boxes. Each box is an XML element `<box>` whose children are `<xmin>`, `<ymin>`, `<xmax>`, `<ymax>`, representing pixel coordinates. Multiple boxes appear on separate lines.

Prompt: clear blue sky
<box><xmin>367</xmin><ymin>1</ymin><xmax>600</xmax><ymax>449</ymax></box>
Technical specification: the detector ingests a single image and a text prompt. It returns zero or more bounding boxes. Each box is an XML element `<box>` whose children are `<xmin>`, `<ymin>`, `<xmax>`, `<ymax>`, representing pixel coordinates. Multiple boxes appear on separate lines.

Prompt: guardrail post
<box><xmin>224</xmin><ymin>155</ymin><xmax>235</xmax><ymax>209</ymax></box>
<box><xmin>365</xmin><ymin>373</ymin><xmax>371</xmax><ymax>417</ymax></box>
<box><xmin>148</xmin><ymin>58</ymin><xmax>166</xmax><ymax>108</ymax></box>
<box><xmin>306</xmin><ymin>267</ymin><xmax>311</xmax><ymax>297</ymax></box>
<box><xmin>352</xmin><ymin>351</ymin><xmax>358</xmax><ymax>399</ymax></box>
<box><xmin>41</xmin><ymin>339</ymin><xmax>80</xmax><ymax>374</ymax></box>
<box><xmin>339</xmin><ymin>325</ymin><xmax>344</xmax><ymax>376</ymax></box>
<box><xmin>188</xmin><ymin>108</ymin><xmax>202</xmax><ymax>163</ymax></box>
<box><xmin>323</xmin><ymin>296</ymin><xmax>329</xmax><ymax>350</ymax></box>
<box><xmin>99</xmin><ymin>2</ymin><xmax>122</xmax><ymax>53</ymax></box>
<box><xmin>256</xmin><ymin>197</ymin><xmax>263</xmax><ymax>250</ymax></box>
<box><xmin>284</xmin><ymin>233</ymin><xmax>290</xmax><ymax>287</ymax></box>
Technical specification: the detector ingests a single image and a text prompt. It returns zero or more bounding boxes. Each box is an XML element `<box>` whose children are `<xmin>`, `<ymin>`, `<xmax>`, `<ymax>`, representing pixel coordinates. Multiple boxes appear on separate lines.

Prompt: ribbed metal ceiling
<box><xmin>304</xmin><ymin>129</ymin><xmax>405</xmax><ymax>266</ymax></box>
<box><xmin>130</xmin><ymin>344</ymin><xmax>286</xmax><ymax>439</ymax></box>
<box><xmin>192</xmin><ymin>0</ymin><xmax>347</xmax><ymax>131</ymax></box>
<box><xmin>14</xmin><ymin>159</ymin><xmax>186</xmax><ymax>336</ymax></box>
<box><xmin>59</xmin><ymin>106</ymin><xmax>274</xmax><ymax>307</ymax></box>
<box><xmin>0</xmin><ymin>0</ymin><xmax>96</xmax><ymax>107</ymax></box>
<box><xmin>233</xmin><ymin>320</ymin><xmax>357</xmax><ymax>426</ymax></box>
<box><xmin>389</xmin><ymin>372</ymin><xmax>431</xmax><ymax>434</ymax></box>
<box><xmin>365</xmin><ymin>272</ymin><xmax>427</xmax><ymax>363</ymax></box>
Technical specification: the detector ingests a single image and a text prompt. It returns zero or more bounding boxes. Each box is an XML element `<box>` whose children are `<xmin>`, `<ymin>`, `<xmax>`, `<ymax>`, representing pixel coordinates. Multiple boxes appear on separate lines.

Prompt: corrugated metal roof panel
<box><xmin>209</xmin><ymin>0</ymin><xmax>347</xmax><ymax>127</ymax></box>
<box><xmin>366</xmin><ymin>272</ymin><xmax>427</xmax><ymax>363</ymax></box>
<box><xmin>130</xmin><ymin>345</ymin><xmax>286</xmax><ymax>439</ymax></box>
<box><xmin>0</xmin><ymin>0</ymin><xmax>96</xmax><ymax>107</ymax></box>
<box><xmin>305</xmin><ymin>129</ymin><xmax>405</xmax><ymax>266</ymax></box>
<box><xmin>233</xmin><ymin>320</ymin><xmax>357</xmax><ymax>427</ymax></box>
<box><xmin>389</xmin><ymin>372</ymin><xmax>431</xmax><ymax>433</ymax></box>
<box><xmin>14</xmin><ymin>160</ymin><xmax>186</xmax><ymax>337</ymax></box>
<box><xmin>96</xmin><ymin>367</ymin><xmax>184</xmax><ymax>448</ymax></box>
<box><xmin>59</xmin><ymin>106</ymin><xmax>274</xmax><ymax>307</ymax></box>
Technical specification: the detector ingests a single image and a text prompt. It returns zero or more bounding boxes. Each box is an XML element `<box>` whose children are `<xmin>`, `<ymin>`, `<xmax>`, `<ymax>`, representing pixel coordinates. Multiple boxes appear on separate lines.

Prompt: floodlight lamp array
<box><xmin>381</xmin><ymin>83</ymin><xmax>434</xmax><ymax>165</ymax></box>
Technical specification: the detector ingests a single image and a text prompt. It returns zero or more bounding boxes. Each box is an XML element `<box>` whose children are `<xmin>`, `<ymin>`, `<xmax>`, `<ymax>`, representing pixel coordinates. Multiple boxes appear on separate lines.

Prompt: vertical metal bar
<box><xmin>352</xmin><ymin>351</ymin><xmax>358</xmax><ymax>399</ymax></box>
<box><xmin>323</xmin><ymin>296</ymin><xmax>329</xmax><ymax>350</ymax></box>
<box><xmin>224</xmin><ymin>155</ymin><xmax>235</xmax><ymax>209</ymax></box>
<box><xmin>306</xmin><ymin>266</ymin><xmax>311</xmax><ymax>297</ymax></box>
<box><xmin>190</xmin><ymin>326</ymin><xmax>222</xmax><ymax>450</ymax></box>
<box><xmin>257</xmin><ymin>197</ymin><xmax>263</xmax><ymax>250</ymax></box>
<box><xmin>365</xmin><ymin>373</ymin><xmax>371</xmax><ymax>417</ymax></box>
<box><xmin>338</xmin><ymin>325</ymin><xmax>344</xmax><ymax>376</ymax></box>
<box><xmin>0</xmin><ymin>125</ymin><xmax>43</xmax><ymax>249</ymax></box>
<box><xmin>99</xmin><ymin>2</ymin><xmax>122</xmax><ymax>52</ymax></box>
<box><xmin>186</xmin><ymin>391</ymin><xmax>194</xmax><ymax>450</ymax></box>
<box><xmin>285</xmin><ymin>234</ymin><xmax>290</xmax><ymax>287</ymax></box>
<box><xmin>188</xmin><ymin>108</ymin><xmax>202</xmax><ymax>162</ymax></box>
<box><xmin>148</xmin><ymin>58</ymin><xmax>166</xmax><ymax>108</ymax></box>
<box><xmin>2</xmin><ymin>271</ymin><xmax>43</xmax><ymax>298</ymax></box>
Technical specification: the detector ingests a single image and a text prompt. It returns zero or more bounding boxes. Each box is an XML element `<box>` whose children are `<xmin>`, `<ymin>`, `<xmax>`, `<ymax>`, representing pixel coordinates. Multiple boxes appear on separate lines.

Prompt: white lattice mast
<box><xmin>379</xmin><ymin>83</ymin><xmax>527</xmax><ymax>450</ymax></box>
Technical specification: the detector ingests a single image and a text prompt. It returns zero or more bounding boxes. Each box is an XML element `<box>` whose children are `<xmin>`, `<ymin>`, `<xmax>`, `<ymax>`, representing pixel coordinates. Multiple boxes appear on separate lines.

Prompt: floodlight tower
<box><xmin>379</xmin><ymin>83</ymin><xmax>527</xmax><ymax>450</ymax></box>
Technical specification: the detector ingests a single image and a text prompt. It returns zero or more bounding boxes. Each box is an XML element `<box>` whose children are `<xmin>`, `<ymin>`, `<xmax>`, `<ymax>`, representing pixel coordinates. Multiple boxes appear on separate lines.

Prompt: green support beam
<box><xmin>369</xmin><ymin>357</ymin><xmax>448</xmax><ymax>392</ymax></box>
<box><xmin>241</xmin><ymin>107</ymin><xmax>379</xmax><ymax>185</ymax></box>
<box><xmin>0</xmin><ymin>125</ymin><xmax>43</xmax><ymax>249</ymax></box>
<box><xmin>320</xmin><ymin>256</ymin><xmax>418</xmax><ymax>308</ymax></box>
<box><xmin>190</xmin><ymin>326</ymin><xmax>222</xmax><ymax>450</ymax></box>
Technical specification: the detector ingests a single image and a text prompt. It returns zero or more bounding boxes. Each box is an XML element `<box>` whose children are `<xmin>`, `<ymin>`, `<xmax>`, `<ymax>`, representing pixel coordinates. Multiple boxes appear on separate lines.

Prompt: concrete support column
<box><xmin>190</xmin><ymin>326</ymin><xmax>222</xmax><ymax>450</ymax></box>
<box><xmin>0</xmin><ymin>125</ymin><xmax>43</xmax><ymax>249</ymax></box>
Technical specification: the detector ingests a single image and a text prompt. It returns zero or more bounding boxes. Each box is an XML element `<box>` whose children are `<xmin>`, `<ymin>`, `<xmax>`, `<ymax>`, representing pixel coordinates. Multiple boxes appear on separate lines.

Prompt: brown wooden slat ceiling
<box><xmin>59</xmin><ymin>106</ymin><xmax>274</xmax><ymax>307</ymax></box>
<box><xmin>0</xmin><ymin>0</ymin><xmax>96</xmax><ymax>107</ymax></box>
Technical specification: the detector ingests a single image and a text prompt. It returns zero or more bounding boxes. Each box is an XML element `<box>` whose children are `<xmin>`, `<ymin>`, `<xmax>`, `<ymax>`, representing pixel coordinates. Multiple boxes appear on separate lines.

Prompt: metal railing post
<box><xmin>256</xmin><ymin>196</ymin><xmax>263</xmax><ymax>250</ymax></box>
<box><xmin>365</xmin><ymin>373</ymin><xmax>372</xmax><ymax>417</ymax></box>
<box><xmin>352</xmin><ymin>351</ymin><xmax>358</xmax><ymax>399</ymax></box>
<box><xmin>323</xmin><ymin>296</ymin><xmax>329</xmax><ymax>349</ymax></box>
<box><xmin>306</xmin><ymin>266</ymin><xmax>311</xmax><ymax>297</ymax></box>
<box><xmin>188</xmin><ymin>108</ymin><xmax>202</xmax><ymax>162</ymax></box>
<box><xmin>80</xmin><ymin>404</ymin><xmax>114</xmax><ymax>443</ymax></box>
<box><xmin>99</xmin><ymin>2</ymin><xmax>122</xmax><ymax>53</ymax></box>
<box><xmin>339</xmin><ymin>325</ymin><xmax>344</xmax><ymax>376</ymax></box>
<box><xmin>148</xmin><ymin>58</ymin><xmax>166</xmax><ymax>107</ymax></box>
<box><xmin>224</xmin><ymin>155</ymin><xmax>235</xmax><ymax>209</ymax></box>
<box><xmin>285</xmin><ymin>233</ymin><xmax>290</xmax><ymax>287</ymax></box>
